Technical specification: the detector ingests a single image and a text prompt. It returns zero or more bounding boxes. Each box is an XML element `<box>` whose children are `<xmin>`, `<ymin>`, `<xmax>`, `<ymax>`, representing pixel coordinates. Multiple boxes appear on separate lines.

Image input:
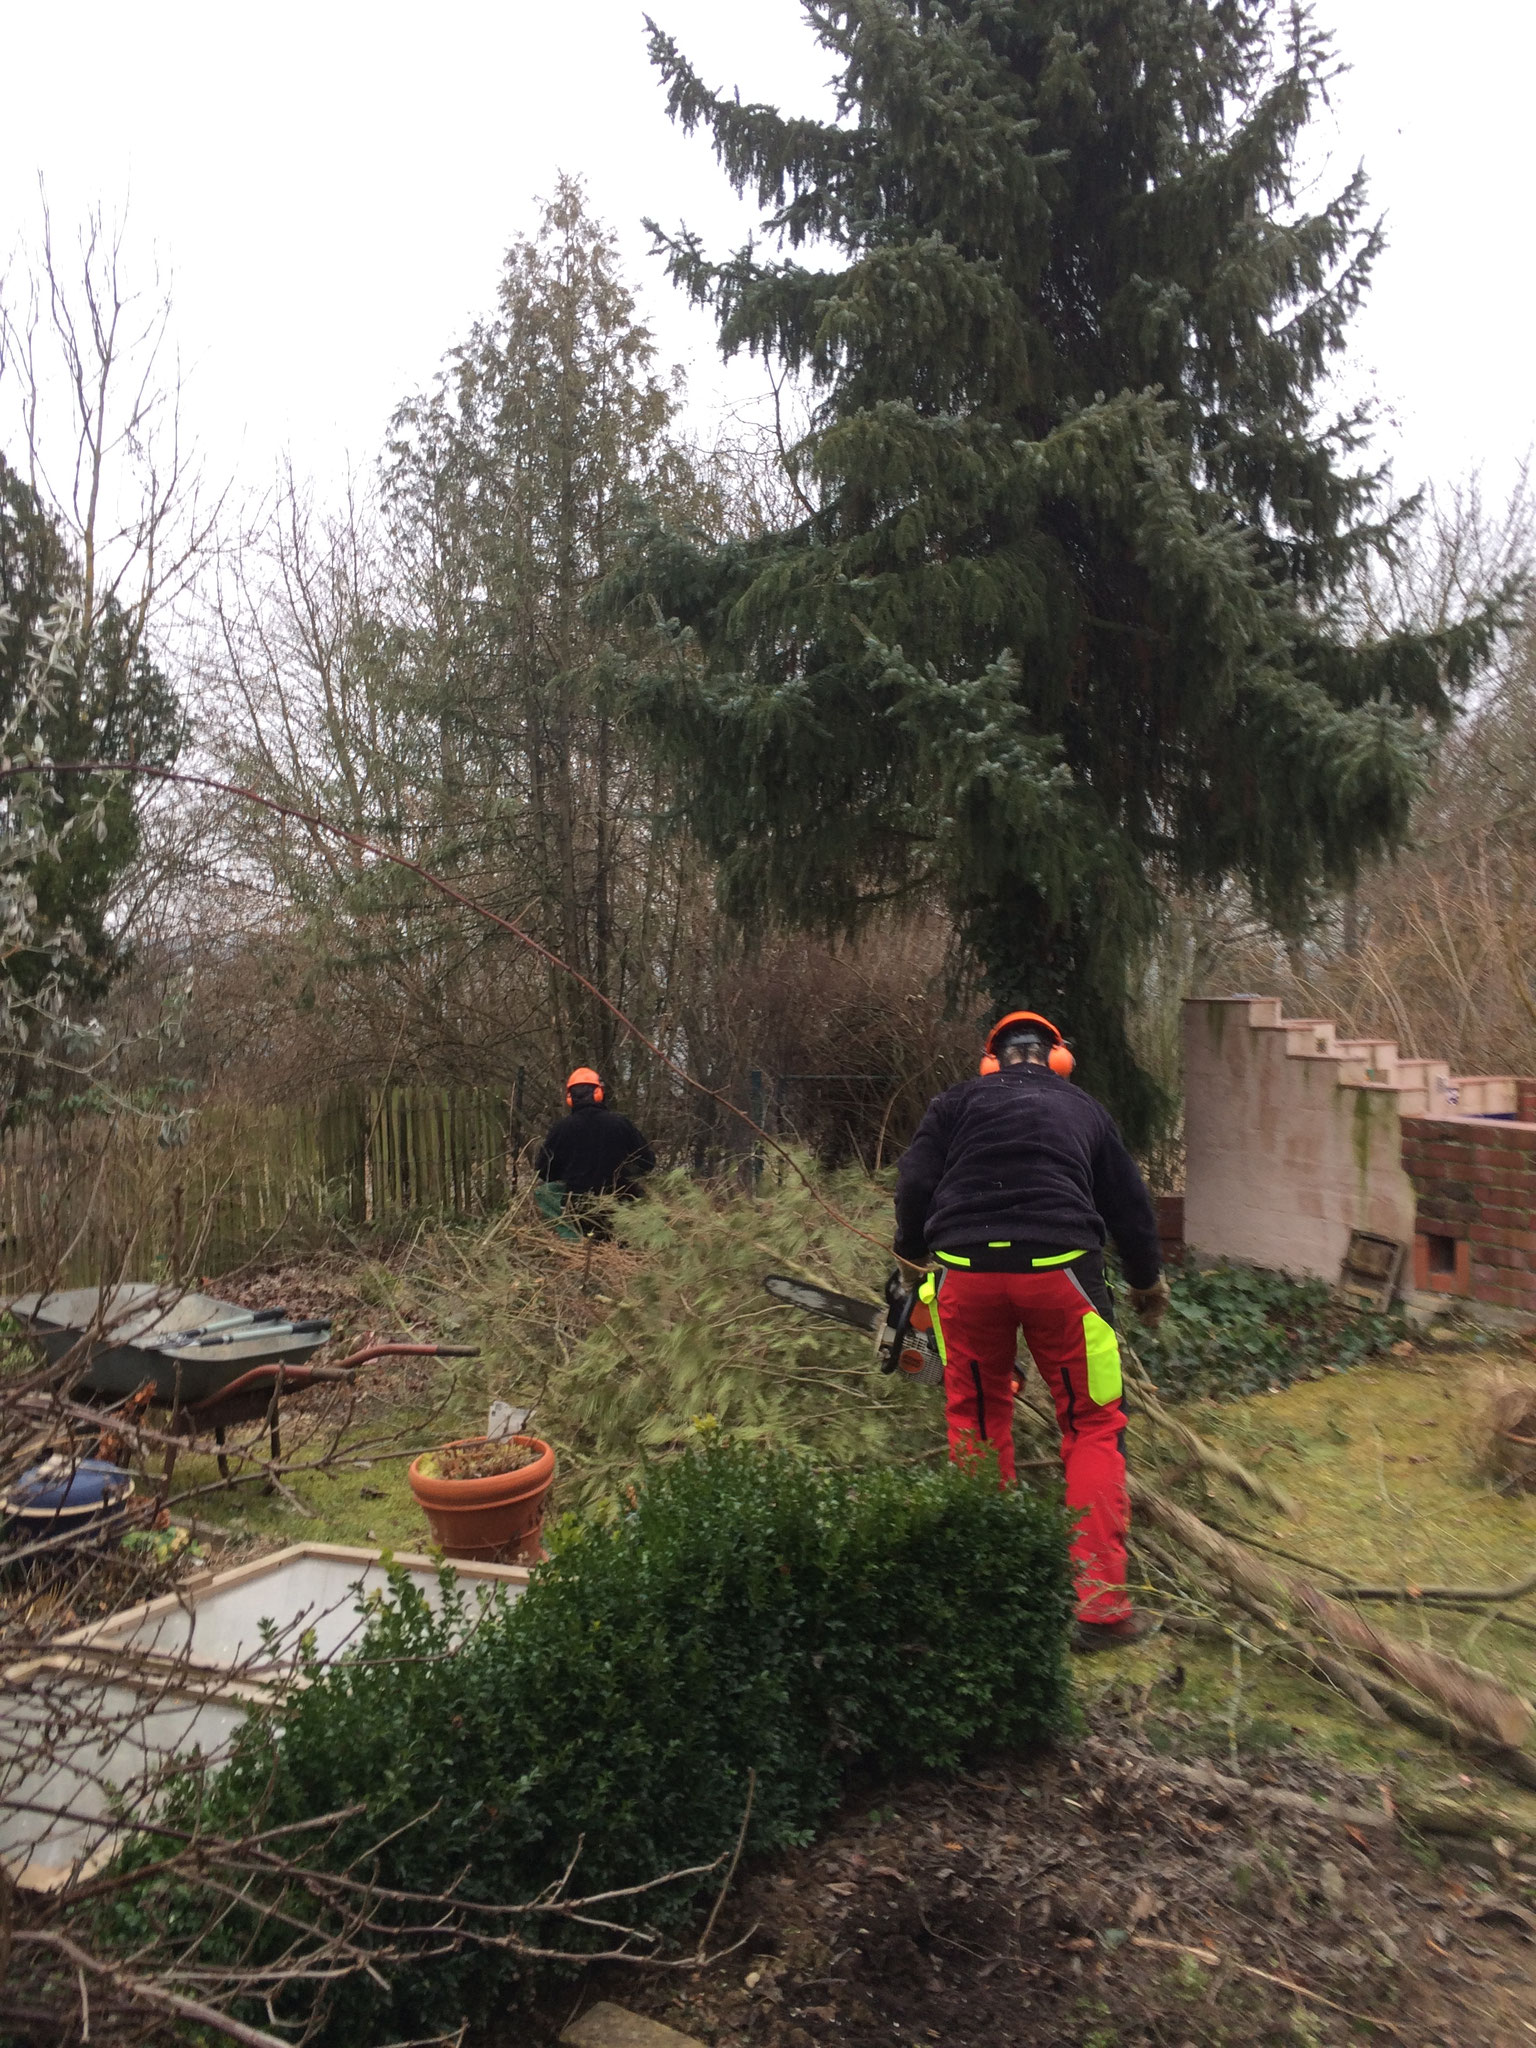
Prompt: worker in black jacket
<box><xmin>536</xmin><ymin>1068</ymin><xmax>655</xmax><ymax>1234</ymax></box>
<box><xmin>894</xmin><ymin>1012</ymin><xmax>1170</xmax><ymax>1649</ymax></box>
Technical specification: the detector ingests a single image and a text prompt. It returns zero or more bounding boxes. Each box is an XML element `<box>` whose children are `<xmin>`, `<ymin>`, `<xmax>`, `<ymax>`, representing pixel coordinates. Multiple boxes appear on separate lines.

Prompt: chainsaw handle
<box><xmin>880</xmin><ymin>1285</ymin><xmax>919</xmax><ymax>1375</ymax></box>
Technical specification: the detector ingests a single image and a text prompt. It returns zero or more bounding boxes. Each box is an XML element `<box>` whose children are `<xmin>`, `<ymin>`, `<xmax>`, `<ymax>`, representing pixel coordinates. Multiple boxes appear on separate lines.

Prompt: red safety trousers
<box><xmin>920</xmin><ymin>1261</ymin><xmax>1131</xmax><ymax>1623</ymax></box>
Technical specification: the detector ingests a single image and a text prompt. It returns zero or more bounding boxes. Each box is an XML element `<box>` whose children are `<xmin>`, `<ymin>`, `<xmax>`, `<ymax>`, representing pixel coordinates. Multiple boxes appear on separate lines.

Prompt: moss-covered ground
<box><xmin>1081</xmin><ymin>1345</ymin><xmax>1536</xmax><ymax>1828</ymax></box>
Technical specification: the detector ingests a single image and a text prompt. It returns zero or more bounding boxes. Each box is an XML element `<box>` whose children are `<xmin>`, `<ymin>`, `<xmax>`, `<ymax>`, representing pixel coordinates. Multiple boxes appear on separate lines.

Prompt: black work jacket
<box><xmin>893</xmin><ymin>1064</ymin><xmax>1161</xmax><ymax>1287</ymax></box>
<box><xmin>535</xmin><ymin>1105</ymin><xmax>655</xmax><ymax>1197</ymax></box>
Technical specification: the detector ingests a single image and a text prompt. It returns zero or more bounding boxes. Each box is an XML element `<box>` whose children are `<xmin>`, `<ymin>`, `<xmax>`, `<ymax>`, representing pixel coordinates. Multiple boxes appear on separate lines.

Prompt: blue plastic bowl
<box><xmin>2</xmin><ymin>1458</ymin><xmax>136</xmax><ymax>1544</ymax></box>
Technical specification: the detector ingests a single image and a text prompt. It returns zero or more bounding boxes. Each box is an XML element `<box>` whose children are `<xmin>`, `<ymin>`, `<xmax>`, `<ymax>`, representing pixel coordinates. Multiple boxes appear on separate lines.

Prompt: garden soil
<box><xmin>541</xmin><ymin>1708</ymin><xmax>1536</xmax><ymax>2048</ymax></box>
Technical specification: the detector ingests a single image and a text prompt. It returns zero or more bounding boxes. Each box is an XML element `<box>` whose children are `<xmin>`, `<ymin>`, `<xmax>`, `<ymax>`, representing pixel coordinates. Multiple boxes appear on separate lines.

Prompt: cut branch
<box><xmin>1132</xmin><ymin>1479</ymin><xmax>1534</xmax><ymax>1748</ymax></box>
<box><xmin>14</xmin><ymin>1929</ymin><xmax>296</xmax><ymax>2048</ymax></box>
<box><xmin>1123</xmin><ymin>1347</ymin><xmax>1297</xmax><ymax>1516</ymax></box>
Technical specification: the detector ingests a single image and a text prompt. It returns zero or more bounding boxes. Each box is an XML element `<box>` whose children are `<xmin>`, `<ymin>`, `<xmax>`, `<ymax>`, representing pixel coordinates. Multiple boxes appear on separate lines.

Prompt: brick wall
<box><xmin>1400</xmin><ymin>1113</ymin><xmax>1536</xmax><ymax>1314</ymax></box>
<box><xmin>1156</xmin><ymin>1194</ymin><xmax>1185</xmax><ymax>1263</ymax></box>
<box><xmin>1519</xmin><ymin>1078</ymin><xmax>1536</xmax><ymax>1124</ymax></box>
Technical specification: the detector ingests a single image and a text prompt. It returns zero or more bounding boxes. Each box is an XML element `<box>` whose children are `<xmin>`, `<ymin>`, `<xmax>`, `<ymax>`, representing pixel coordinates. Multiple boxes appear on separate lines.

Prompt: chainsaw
<box><xmin>762</xmin><ymin>1270</ymin><xmax>945</xmax><ymax>1385</ymax></box>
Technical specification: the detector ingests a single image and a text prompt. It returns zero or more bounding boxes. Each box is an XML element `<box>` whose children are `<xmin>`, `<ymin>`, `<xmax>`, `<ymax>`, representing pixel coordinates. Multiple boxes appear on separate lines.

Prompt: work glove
<box><xmin>1126</xmin><ymin>1273</ymin><xmax>1172</xmax><ymax>1330</ymax></box>
<box><xmin>896</xmin><ymin>1256</ymin><xmax>928</xmax><ymax>1291</ymax></box>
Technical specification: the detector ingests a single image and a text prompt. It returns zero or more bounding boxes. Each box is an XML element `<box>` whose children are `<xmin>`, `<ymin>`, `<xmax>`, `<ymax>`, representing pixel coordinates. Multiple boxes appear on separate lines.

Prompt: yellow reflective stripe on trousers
<box><xmin>918</xmin><ymin>1271</ymin><xmax>948</xmax><ymax>1371</ymax></box>
<box><xmin>1081</xmin><ymin>1310</ymin><xmax>1123</xmax><ymax>1406</ymax></box>
<box><xmin>938</xmin><ymin>1248</ymin><xmax>1087</xmax><ymax>1267</ymax></box>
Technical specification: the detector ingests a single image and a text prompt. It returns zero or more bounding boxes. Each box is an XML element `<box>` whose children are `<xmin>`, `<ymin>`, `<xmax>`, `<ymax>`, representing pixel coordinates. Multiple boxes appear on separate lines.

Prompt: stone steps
<box><xmin>1240</xmin><ymin>998</ymin><xmax>1515</xmax><ymax>1117</ymax></box>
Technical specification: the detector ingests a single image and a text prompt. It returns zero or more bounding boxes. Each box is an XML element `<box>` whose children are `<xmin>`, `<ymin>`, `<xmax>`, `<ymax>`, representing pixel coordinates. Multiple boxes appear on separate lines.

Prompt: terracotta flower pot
<box><xmin>407</xmin><ymin>1435</ymin><xmax>556</xmax><ymax>1563</ymax></box>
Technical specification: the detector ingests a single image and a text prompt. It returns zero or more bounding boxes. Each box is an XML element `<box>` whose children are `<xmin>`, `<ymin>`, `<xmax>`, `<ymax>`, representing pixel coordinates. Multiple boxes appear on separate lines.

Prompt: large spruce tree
<box><xmin>609</xmin><ymin>0</ymin><xmax>1502</xmax><ymax>1136</ymax></box>
<box><xmin>0</xmin><ymin>454</ymin><xmax>183</xmax><ymax>1005</ymax></box>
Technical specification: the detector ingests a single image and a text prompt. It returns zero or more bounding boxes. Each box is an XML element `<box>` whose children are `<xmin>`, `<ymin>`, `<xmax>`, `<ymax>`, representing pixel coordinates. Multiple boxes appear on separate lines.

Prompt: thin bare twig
<box><xmin>14</xmin><ymin>1929</ymin><xmax>296</xmax><ymax>2048</ymax></box>
<box><xmin>1129</xmin><ymin>1936</ymin><xmax>1404</xmax><ymax>2036</ymax></box>
<box><xmin>698</xmin><ymin>1769</ymin><xmax>756</xmax><ymax>1958</ymax></box>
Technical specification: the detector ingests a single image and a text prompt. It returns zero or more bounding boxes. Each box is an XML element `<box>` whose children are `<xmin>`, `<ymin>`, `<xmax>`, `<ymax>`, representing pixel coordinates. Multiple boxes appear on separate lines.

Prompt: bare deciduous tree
<box><xmin>1</xmin><ymin>190</ymin><xmax>220</xmax><ymax>661</ymax></box>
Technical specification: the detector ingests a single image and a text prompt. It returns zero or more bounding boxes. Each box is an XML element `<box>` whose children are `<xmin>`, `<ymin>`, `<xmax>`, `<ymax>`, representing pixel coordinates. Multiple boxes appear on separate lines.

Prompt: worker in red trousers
<box><xmin>894</xmin><ymin>1012</ymin><xmax>1171</xmax><ymax>1650</ymax></box>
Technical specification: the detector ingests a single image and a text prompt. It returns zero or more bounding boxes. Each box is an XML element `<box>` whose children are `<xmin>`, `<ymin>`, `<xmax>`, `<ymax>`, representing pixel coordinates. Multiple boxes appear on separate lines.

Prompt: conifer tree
<box><xmin>609</xmin><ymin>1</ymin><xmax>1504</xmax><ymax>1135</ymax></box>
<box><xmin>383</xmin><ymin>176</ymin><xmax>700</xmax><ymax>1071</ymax></box>
<box><xmin>0</xmin><ymin>454</ymin><xmax>182</xmax><ymax>1005</ymax></box>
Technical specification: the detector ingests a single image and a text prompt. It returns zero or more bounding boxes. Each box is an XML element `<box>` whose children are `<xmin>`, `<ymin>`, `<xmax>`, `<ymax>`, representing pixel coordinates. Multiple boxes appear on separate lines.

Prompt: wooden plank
<box><xmin>425</xmin><ymin>1088</ymin><xmax>442</xmax><ymax>1208</ymax></box>
<box><xmin>374</xmin><ymin>1089</ymin><xmax>389</xmax><ymax>1218</ymax></box>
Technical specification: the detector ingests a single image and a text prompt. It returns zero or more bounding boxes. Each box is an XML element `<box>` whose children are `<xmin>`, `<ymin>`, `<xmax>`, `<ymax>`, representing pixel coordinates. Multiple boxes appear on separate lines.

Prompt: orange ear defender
<box><xmin>565</xmin><ymin>1066</ymin><xmax>605</xmax><ymax>1105</ymax></box>
<box><xmin>980</xmin><ymin>1011</ymin><xmax>1075</xmax><ymax>1078</ymax></box>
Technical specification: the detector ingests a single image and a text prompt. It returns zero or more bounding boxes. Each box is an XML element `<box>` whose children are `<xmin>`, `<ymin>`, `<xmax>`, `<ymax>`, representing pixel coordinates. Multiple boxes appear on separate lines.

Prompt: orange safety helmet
<box><xmin>979</xmin><ymin>1011</ymin><xmax>1075</xmax><ymax>1079</ymax></box>
<box><xmin>565</xmin><ymin>1066</ymin><xmax>605</xmax><ymax>1106</ymax></box>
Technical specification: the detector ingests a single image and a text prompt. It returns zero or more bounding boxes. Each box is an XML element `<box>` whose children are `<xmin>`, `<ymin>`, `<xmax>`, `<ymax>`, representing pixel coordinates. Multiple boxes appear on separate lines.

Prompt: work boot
<box><xmin>1071</xmin><ymin>1612</ymin><xmax>1156</xmax><ymax>1654</ymax></box>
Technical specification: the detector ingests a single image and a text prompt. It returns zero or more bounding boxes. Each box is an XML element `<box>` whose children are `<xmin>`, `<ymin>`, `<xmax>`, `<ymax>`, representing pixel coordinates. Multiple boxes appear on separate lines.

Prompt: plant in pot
<box><xmin>407</xmin><ymin>1433</ymin><xmax>555</xmax><ymax>1563</ymax></box>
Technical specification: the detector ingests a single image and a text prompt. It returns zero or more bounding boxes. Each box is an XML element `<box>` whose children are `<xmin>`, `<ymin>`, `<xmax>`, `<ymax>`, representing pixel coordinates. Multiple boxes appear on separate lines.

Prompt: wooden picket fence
<box><xmin>361</xmin><ymin>1087</ymin><xmax>512</xmax><ymax>1222</ymax></box>
<box><xmin>0</xmin><ymin>1086</ymin><xmax>513</xmax><ymax>1290</ymax></box>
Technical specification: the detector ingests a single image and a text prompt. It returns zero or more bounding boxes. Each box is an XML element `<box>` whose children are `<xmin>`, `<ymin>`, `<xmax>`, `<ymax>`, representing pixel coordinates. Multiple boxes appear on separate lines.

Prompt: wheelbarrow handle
<box><xmin>182</xmin><ymin>1363</ymin><xmax>346</xmax><ymax>1414</ymax></box>
<box><xmin>326</xmin><ymin>1341</ymin><xmax>482</xmax><ymax>1372</ymax></box>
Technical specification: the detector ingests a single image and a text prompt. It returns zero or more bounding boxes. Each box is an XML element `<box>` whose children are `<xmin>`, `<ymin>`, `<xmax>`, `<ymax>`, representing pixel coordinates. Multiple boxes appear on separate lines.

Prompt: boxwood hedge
<box><xmin>109</xmin><ymin>1442</ymin><xmax>1074</xmax><ymax>2040</ymax></box>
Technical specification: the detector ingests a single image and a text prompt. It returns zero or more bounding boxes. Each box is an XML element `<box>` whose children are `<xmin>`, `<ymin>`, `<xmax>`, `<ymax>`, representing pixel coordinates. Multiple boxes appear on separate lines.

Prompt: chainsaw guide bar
<box><xmin>761</xmin><ymin>1274</ymin><xmax>884</xmax><ymax>1331</ymax></box>
<box><xmin>761</xmin><ymin>1274</ymin><xmax>944</xmax><ymax>1385</ymax></box>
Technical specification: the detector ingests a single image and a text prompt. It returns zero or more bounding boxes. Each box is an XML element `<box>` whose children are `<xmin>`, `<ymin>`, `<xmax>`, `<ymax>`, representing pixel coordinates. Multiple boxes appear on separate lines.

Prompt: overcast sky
<box><xmin>3</xmin><ymin>0</ymin><xmax>1531</xmax><ymax>515</ymax></box>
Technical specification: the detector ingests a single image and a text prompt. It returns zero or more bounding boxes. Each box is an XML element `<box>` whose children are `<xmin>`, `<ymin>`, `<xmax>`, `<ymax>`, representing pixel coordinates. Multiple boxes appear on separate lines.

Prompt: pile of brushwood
<box><xmin>67</xmin><ymin>1443</ymin><xmax>1074</xmax><ymax>2046</ymax></box>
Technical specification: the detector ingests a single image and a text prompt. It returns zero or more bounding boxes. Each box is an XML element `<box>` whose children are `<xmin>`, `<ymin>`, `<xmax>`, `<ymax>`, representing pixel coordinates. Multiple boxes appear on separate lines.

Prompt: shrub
<box><xmin>111</xmin><ymin>1442</ymin><xmax>1074</xmax><ymax>2041</ymax></box>
<box><xmin>1132</xmin><ymin>1258</ymin><xmax>1410</xmax><ymax>1400</ymax></box>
